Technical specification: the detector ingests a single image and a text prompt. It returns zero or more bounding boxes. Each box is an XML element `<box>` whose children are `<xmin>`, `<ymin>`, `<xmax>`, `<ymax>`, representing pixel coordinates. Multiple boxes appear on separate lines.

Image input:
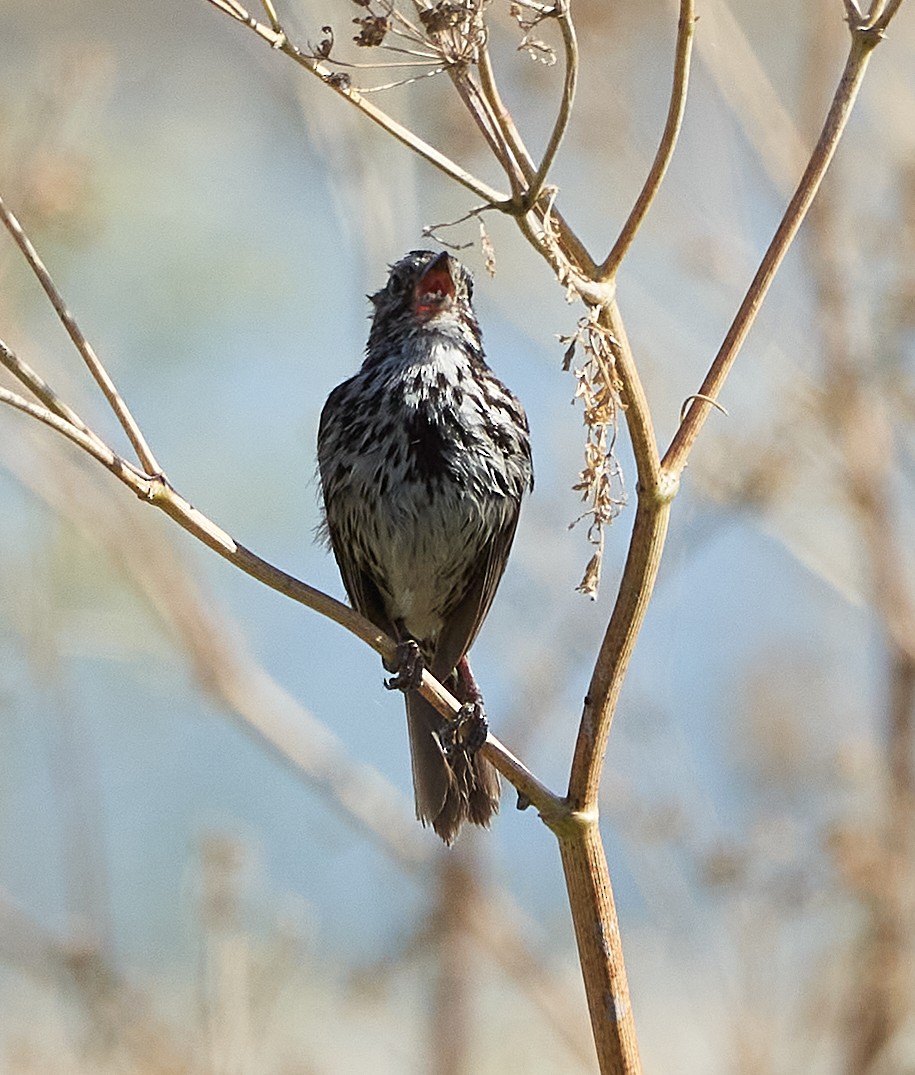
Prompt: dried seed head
<box><xmin>419</xmin><ymin>1</ymin><xmax>469</xmax><ymax>33</ymax></box>
<box><xmin>560</xmin><ymin>310</ymin><xmax>626</xmax><ymax>597</ymax></box>
<box><xmin>353</xmin><ymin>13</ymin><xmax>389</xmax><ymax>46</ymax></box>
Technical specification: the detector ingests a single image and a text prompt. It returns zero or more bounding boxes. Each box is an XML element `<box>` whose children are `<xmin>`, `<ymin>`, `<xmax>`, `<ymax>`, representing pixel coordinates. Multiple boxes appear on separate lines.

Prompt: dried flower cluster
<box><xmin>352</xmin><ymin>12</ymin><xmax>390</xmax><ymax>48</ymax></box>
<box><xmin>304</xmin><ymin>0</ymin><xmax>555</xmax><ymax>92</ymax></box>
<box><xmin>560</xmin><ymin>309</ymin><xmax>626</xmax><ymax>597</ymax></box>
<box><xmin>307</xmin><ymin>0</ymin><xmax>490</xmax><ymax>91</ymax></box>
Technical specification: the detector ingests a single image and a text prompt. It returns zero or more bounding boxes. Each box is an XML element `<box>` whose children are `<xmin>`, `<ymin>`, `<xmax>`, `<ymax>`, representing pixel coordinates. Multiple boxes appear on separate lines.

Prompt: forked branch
<box><xmin>0</xmin><ymin>196</ymin><xmax>161</xmax><ymax>475</ymax></box>
<box><xmin>3</xmin><ymin>3</ymin><xmax>907</xmax><ymax>1073</ymax></box>
<box><xmin>203</xmin><ymin>0</ymin><xmax>511</xmax><ymax>205</ymax></box>
<box><xmin>663</xmin><ymin>11</ymin><xmax>894</xmax><ymax>476</ymax></box>
<box><xmin>0</xmin><ymin>204</ymin><xmax>561</xmax><ymax>824</ymax></box>
<box><xmin>599</xmin><ymin>0</ymin><xmax>695</xmax><ymax>280</ymax></box>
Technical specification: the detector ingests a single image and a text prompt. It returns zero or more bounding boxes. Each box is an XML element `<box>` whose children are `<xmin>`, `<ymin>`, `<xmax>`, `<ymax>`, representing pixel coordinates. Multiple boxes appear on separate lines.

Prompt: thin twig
<box><xmin>0</xmin><ymin>386</ymin><xmax>111</xmax><ymax>460</ymax></box>
<box><xmin>870</xmin><ymin>0</ymin><xmax>905</xmax><ymax>29</ymax></box>
<box><xmin>0</xmin><ymin>363</ymin><xmax>564</xmax><ymax>821</ymax></box>
<box><xmin>566</xmin><ymin>298</ymin><xmax>667</xmax><ymax>814</ymax></box>
<box><xmin>524</xmin><ymin>0</ymin><xmax>579</xmax><ymax>210</ymax></box>
<box><xmin>0</xmin><ymin>196</ymin><xmax>162</xmax><ymax>475</ymax></box>
<box><xmin>258</xmin><ymin>0</ymin><xmax>281</xmax><ymax>33</ymax></box>
<box><xmin>0</xmin><ymin>337</ymin><xmax>113</xmax><ymax>459</ymax></box>
<box><xmin>358</xmin><ymin>67</ymin><xmax>448</xmax><ymax>94</ymax></box>
<box><xmin>477</xmin><ymin>43</ymin><xmax>536</xmax><ymax>184</ymax></box>
<box><xmin>202</xmin><ymin>0</ymin><xmax>511</xmax><ymax>206</ymax></box>
<box><xmin>447</xmin><ymin>65</ymin><xmax>525</xmax><ymax>193</ymax></box>
<box><xmin>662</xmin><ymin>18</ymin><xmax>891</xmax><ymax>477</ymax></box>
<box><xmin>599</xmin><ymin>0</ymin><xmax>695</xmax><ymax>279</ymax></box>
<box><xmin>476</xmin><ymin>25</ymin><xmax>597</xmax><ymax>276</ymax></box>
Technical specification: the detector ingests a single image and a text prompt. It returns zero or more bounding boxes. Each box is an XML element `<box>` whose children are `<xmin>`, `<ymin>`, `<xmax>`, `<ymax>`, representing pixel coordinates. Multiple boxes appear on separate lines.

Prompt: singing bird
<box><xmin>318</xmin><ymin>250</ymin><xmax>532</xmax><ymax>842</ymax></box>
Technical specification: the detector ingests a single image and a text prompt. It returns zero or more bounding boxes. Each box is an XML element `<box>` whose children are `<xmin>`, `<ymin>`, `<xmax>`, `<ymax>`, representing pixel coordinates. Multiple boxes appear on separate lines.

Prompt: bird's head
<box><xmin>367</xmin><ymin>249</ymin><xmax>481</xmax><ymax>353</ymax></box>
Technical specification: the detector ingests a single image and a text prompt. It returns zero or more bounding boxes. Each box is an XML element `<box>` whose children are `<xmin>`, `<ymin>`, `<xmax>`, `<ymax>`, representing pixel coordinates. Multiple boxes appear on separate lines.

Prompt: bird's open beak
<box><xmin>413</xmin><ymin>251</ymin><xmax>456</xmax><ymax>319</ymax></box>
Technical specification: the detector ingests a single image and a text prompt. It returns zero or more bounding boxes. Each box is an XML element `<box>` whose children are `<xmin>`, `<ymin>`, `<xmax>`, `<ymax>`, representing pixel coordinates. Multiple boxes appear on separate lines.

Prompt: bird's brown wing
<box><xmin>430</xmin><ymin>510</ymin><xmax>522</xmax><ymax>683</ymax></box>
<box><xmin>324</xmin><ymin>517</ymin><xmax>397</xmax><ymax>641</ymax></box>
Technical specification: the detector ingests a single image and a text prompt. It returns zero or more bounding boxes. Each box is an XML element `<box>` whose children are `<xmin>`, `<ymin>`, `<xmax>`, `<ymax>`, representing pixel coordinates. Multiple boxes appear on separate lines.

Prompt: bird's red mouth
<box><xmin>413</xmin><ymin>253</ymin><xmax>455</xmax><ymax>318</ymax></box>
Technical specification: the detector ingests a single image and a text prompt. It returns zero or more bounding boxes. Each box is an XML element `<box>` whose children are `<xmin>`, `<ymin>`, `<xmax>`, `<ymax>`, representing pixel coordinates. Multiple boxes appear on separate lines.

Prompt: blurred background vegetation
<box><xmin>1</xmin><ymin>0</ymin><xmax>914</xmax><ymax>1071</ymax></box>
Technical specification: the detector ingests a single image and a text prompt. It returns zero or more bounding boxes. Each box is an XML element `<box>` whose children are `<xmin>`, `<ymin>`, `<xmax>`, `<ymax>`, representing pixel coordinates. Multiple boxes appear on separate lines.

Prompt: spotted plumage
<box><xmin>317</xmin><ymin>250</ymin><xmax>532</xmax><ymax>843</ymax></box>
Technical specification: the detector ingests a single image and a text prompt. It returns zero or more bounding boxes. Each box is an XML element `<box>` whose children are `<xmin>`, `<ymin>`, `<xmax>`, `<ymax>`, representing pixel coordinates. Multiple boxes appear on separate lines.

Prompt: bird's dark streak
<box><xmin>403</xmin><ymin>406</ymin><xmax>449</xmax><ymax>485</ymax></box>
<box><xmin>347</xmin><ymin>418</ymin><xmax>367</xmax><ymax>448</ymax></box>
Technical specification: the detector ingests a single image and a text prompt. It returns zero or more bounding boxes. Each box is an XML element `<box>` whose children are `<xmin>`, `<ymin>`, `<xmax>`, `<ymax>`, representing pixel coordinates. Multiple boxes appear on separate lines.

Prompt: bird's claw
<box><xmin>384</xmin><ymin>640</ymin><xmax>424</xmax><ymax>692</ymax></box>
<box><xmin>441</xmin><ymin>701</ymin><xmax>489</xmax><ymax>758</ymax></box>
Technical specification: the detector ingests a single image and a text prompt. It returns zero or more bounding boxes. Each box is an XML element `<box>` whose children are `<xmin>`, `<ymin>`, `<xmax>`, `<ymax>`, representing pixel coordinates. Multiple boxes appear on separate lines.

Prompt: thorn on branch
<box><xmin>679</xmin><ymin>393</ymin><xmax>729</xmax><ymax>424</ymax></box>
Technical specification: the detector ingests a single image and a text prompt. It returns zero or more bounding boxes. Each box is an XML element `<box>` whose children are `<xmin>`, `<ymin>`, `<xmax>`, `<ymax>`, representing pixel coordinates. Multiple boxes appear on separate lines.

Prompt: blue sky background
<box><xmin>1</xmin><ymin>1</ymin><xmax>913</xmax><ymax>1070</ymax></box>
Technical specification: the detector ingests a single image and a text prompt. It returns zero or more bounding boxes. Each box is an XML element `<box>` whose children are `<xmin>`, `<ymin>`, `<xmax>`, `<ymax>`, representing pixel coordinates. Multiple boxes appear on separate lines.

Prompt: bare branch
<box><xmin>476</xmin><ymin>42</ymin><xmax>536</xmax><ymax>186</ymax></box>
<box><xmin>0</xmin><ymin>337</ymin><xmax>112</xmax><ymax>458</ymax></box>
<box><xmin>0</xmin><ymin>195</ymin><xmax>162</xmax><ymax>475</ymax></box>
<box><xmin>202</xmin><ymin>0</ymin><xmax>512</xmax><ymax>205</ymax></box>
<box><xmin>0</xmin><ymin>383</ymin><xmax>147</xmax><ymax>487</ymax></box>
<box><xmin>599</xmin><ymin>0</ymin><xmax>695</xmax><ymax>279</ymax></box>
<box><xmin>447</xmin><ymin>66</ymin><xmax>525</xmax><ymax>192</ymax></box>
<box><xmin>524</xmin><ymin>0</ymin><xmax>579</xmax><ymax>210</ymax></box>
<box><xmin>258</xmin><ymin>0</ymin><xmax>282</xmax><ymax>32</ymax></box>
<box><xmin>1</xmin><ymin>361</ymin><xmax>565</xmax><ymax>821</ymax></box>
<box><xmin>870</xmin><ymin>0</ymin><xmax>905</xmax><ymax>29</ymax></box>
<box><xmin>474</xmin><ymin>8</ymin><xmax>598</xmax><ymax>276</ymax></box>
<box><xmin>662</xmin><ymin>16</ymin><xmax>894</xmax><ymax>477</ymax></box>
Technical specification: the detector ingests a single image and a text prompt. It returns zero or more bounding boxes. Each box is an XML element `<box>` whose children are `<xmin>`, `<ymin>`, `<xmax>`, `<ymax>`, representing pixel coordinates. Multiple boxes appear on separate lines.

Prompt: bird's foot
<box><xmin>383</xmin><ymin>640</ymin><xmax>424</xmax><ymax>692</ymax></box>
<box><xmin>441</xmin><ymin>701</ymin><xmax>489</xmax><ymax>758</ymax></box>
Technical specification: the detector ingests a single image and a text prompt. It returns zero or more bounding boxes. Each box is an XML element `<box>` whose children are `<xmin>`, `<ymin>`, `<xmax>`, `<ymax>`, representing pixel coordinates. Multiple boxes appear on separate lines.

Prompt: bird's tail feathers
<box><xmin>405</xmin><ymin>692</ymin><xmax>500</xmax><ymax>844</ymax></box>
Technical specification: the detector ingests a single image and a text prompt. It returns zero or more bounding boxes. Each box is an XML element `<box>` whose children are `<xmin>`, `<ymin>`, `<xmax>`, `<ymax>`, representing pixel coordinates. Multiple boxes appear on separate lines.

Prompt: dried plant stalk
<box><xmin>1</xmin><ymin>2</ymin><xmax>908</xmax><ymax>1072</ymax></box>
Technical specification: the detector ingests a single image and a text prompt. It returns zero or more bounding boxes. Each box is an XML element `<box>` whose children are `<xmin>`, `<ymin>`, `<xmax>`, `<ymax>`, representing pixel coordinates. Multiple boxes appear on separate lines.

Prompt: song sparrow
<box><xmin>317</xmin><ymin>250</ymin><xmax>533</xmax><ymax>843</ymax></box>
